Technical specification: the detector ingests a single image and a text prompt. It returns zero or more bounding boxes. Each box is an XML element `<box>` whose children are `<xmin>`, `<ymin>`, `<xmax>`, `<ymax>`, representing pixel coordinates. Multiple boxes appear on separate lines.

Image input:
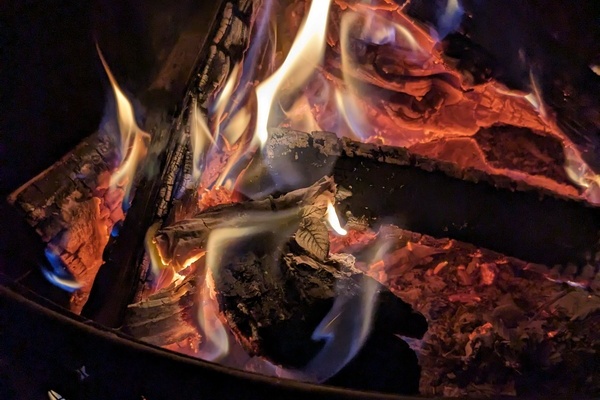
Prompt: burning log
<box><xmin>331</xmin><ymin>222</ymin><xmax>600</xmax><ymax>398</ymax></box>
<box><xmin>125</xmin><ymin>195</ymin><xmax>600</xmax><ymax>397</ymax></box>
<box><xmin>239</xmin><ymin>128</ymin><xmax>600</xmax><ymax>274</ymax></box>
<box><xmin>402</xmin><ymin>0</ymin><xmax>600</xmax><ymax>174</ymax></box>
<box><xmin>82</xmin><ymin>0</ymin><xmax>260</xmax><ymax>326</ymax></box>
<box><xmin>6</xmin><ymin>131</ymin><xmax>122</xmax><ymax>312</ymax></box>
<box><xmin>125</xmin><ymin>177</ymin><xmax>427</xmax><ymax>394</ymax></box>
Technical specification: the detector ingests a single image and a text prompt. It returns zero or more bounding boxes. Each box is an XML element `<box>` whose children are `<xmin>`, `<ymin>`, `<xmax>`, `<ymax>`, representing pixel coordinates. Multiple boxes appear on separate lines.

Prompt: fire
<box><xmin>564</xmin><ymin>145</ymin><xmax>600</xmax><ymax>204</ymax></box>
<box><xmin>254</xmin><ymin>0</ymin><xmax>333</xmax><ymax>146</ymax></box>
<box><xmin>326</xmin><ymin>201</ymin><xmax>348</xmax><ymax>235</ymax></box>
<box><xmin>41</xmin><ymin>246</ymin><xmax>83</xmax><ymax>293</ymax></box>
<box><xmin>190</xmin><ymin>98</ymin><xmax>216</xmax><ymax>181</ymax></box>
<box><xmin>134</xmin><ymin>0</ymin><xmax>600</xmax><ymax>384</ymax></box>
<box><xmin>96</xmin><ymin>45</ymin><xmax>151</xmax><ymax>207</ymax></box>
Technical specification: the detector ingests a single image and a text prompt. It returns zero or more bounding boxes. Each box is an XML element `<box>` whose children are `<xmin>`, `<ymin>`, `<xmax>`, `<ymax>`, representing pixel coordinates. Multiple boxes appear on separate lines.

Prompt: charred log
<box><xmin>81</xmin><ymin>0</ymin><xmax>259</xmax><ymax>326</ymax></box>
<box><xmin>238</xmin><ymin>128</ymin><xmax>600</xmax><ymax>273</ymax></box>
<box><xmin>125</xmin><ymin>214</ymin><xmax>600</xmax><ymax>397</ymax></box>
<box><xmin>403</xmin><ymin>0</ymin><xmax>600</xmax><ymax>173</ymax></box>
<box><xmin>81</xmin><ymin>112</ymin><xmax>180</xmax><ymax>327</ymax></box>
<box><xmin>7</xmin><ymin>131</ymin><xmax>122</xmax><ymax>312</ymax></box>
<box><xmin>125</xmin><ymin>178</ymin><xmax>427</xmax><ymax>394</ymax></box>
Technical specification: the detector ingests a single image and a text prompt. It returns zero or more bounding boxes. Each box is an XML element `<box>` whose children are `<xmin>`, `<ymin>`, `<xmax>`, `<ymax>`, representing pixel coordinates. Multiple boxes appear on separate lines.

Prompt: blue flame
<box><xmin>436</xmin><ymin>0</ymin><xmax>464</xmax><ymax>40</ymax></box>
<box><xmin>41</xmin><ymin>247</ymin><xmax>82</xmax><ymax>293</ymax></box>
<box><xmin>299</xmin><ymin>275</ymin><xmax>379</xmax><ymax>382</ymax></box>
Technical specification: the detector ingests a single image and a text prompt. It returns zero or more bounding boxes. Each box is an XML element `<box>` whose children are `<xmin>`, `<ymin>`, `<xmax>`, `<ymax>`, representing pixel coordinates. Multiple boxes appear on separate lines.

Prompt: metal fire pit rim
<box><xmin>0</xmin><ymin>279</ymin><xmax>456</xmax><ymax>400</ymax></box>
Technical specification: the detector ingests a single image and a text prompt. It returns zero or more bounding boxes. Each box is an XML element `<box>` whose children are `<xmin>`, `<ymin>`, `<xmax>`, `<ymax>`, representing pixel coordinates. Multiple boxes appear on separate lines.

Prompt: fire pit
<box><xmin>2</xmin><ymin>0</ymin><xmax>600</xmax><ymax>399</ymax></box>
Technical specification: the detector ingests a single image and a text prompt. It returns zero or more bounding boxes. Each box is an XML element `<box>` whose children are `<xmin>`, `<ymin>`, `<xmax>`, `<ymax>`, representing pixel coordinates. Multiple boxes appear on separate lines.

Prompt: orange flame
<box><xmin>326</xmin><ymin>201</ymin><xmax>347</xmax><ymax>235</ymax></box>
<box><xmin>254</xmin><ymin>0</ymin><xmax>333</xmax><ymax>146</ymax></box>
<box><xmin>190</xmin><ymin>98</ymin><xmax>216</xmax><ymax>182</ymax></box>
<box><xmin>96</xmin><ymin>45</ymin><xmax>150</xmax><ymax>205</ymax></box>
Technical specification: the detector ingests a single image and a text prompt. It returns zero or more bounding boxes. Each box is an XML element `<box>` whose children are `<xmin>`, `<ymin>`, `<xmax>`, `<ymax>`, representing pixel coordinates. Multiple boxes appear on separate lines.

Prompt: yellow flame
<box><xmin>283</xmin><ymin>95</ymin><xmax>322</xmax><ymax>133</ymax></box>
<box><xmin>564</xmin><ymin>145</ymin><xmax>600</xmax><ymax>204</ymax></box>
<box><xmin>190</xmin><ymin>99</ymin><xmax>216</xmax><ymax>182</ymax></box>
<box><xmin>254</xmin><ymin>0</ymin><xmax>332</xmax><ymax>146</ymax></box>
<box><xmin>525</xmin><ymin>70</ymin><xmax>548</xmax><ymax>119</ymax></box>
<box><xmin>326</xmin><ymin>201</ymin><xmax>347</xmax><ymax>236</ymax></box>
<box><xmin>337</xmin><ymin>12</ymin><xmax>372</xmax><ymax>140</ymax></box>
<box><xmin>213</xmin><ymin>63</ymin><xmax>252</xmax><ymax>146</ymax></box>
<box><xmin>221</xmin><ymin>107</ymin><xmax>251</xmax><ymax>148</ymax></box>
<box><xmin>214</xmin><ymin>63</ymin><xmax>241</xmax><ymax>118</ymax></box>
<box><xmin>96</xmin><ymin>45</ymin><xmax>150</xmax><ymax>201</ymax></box>
<box><xmin>145</xmin><ymin>222</ymin><xmax>166</xmax><ymax>279</ymax></box>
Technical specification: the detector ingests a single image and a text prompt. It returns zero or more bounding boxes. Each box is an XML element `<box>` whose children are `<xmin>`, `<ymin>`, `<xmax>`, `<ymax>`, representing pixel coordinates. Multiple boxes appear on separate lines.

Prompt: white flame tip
<box><xmin>326</xmin><ymin>202</ymin><xmax>347</xmax><ymax>236</ymax></box>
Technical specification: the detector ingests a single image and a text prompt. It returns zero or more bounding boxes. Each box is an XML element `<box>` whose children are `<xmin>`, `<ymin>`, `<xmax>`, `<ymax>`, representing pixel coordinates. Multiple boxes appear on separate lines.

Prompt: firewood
<box><xmin>126</xmin><ymin>213</ymin><xmax>600</xmax><ymax>397</ymax></box>
<box><xmin>6</xmin><ymin>131</ymin><xmax>122</xmax><ymax>313</ymax></box>
<box><xmin>402</xmin><ymin>0</ymin><xmax>600</xmax><ymax>174</ymax></box>
<box><xmin>238</xmin><ymin>128</ymin><xmax>600</xmax><ymax>274</ymax></box>
<box><xmin>126</xmin><ymin>177</ymin><xmax>427</xmax><ymax>394</ymax></box>
<box><xmin>83</xmin><ymin>0</ymin><xmax>264</xmax><ymax>324</ymax></box>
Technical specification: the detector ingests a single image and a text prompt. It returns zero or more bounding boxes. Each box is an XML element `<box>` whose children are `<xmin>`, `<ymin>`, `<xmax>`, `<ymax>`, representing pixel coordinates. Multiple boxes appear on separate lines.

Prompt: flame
<box><xmin>524</xmin><ymin>71</ymin><xmax>600</xmax><ymax>203</ymax></box>
<box><xmin>145</xmin><ymin>222</ymin><xmax>166</xmax><ymax>280</ymax></box>
<box><xmin>302</xmin><ymin>276</ymin><xmax>378</xmax><ymax>381</ymax></box>
<box><xmin>337</xmin><ymin>12</ymin><xmax>371</xmax><ymax>141</ymax></box>
<box><xmin>190</xmin><ymin>99</ymin><xmax>216</xmax><ymax>181</ymax></box>
<box><xmin>195</xmin><ymin>283</ymin><xmax>230</xmax><ymax>361</ymax></box>
<box><xmin>97</xmin><ymin>45</ymin><xmax>150</xmax><ymax>206</ymax></box>
<box><xmin>254</xmin><ymin>0</ymin><xmax>333</xmax><ymax>146</ymax></box>
<box><xmin>525</xmin><ymin>70</ymin><xmax>548</xmax><ymax>119</ymax></box>
<box><xmin>212</xmin><ymin>63</ymin><xmax>253</xmax><ymax>147</ymax></box>
<box><xmin>336</xmin><ymin>9</ymin><xmax>424</xmax><ymax>141</ymax></box>
<box><xmin>298</xmin><ymin>239</ymin><xmax>394</xmax><ymax>382</ymax></box>
<box><xmin>436</xmin><ymin>0</ymin><xmax>464</xmax><ymax>40</ymax></box>
<box><xmin>199</xmin><ymin>209</ymin><xmax>300</xmax><ymax>361</ymax></box>
<box><xmin>41</xmin><ymin>246</ymin><xmax>82</xmax><ymax>292</ymax></box>
<box><xmin>564</xmin><ymin>145</ymin><xmax>600</xmax><ymax>203</ymax></box>
<box><xmin>326</xmin><ymin>201</ymin><xmax>347</xmax><ymax>235</ymax></box>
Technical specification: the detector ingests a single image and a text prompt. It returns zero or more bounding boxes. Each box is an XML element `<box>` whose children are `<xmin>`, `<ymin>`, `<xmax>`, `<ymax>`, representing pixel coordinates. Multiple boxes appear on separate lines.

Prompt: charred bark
<box><xmin>81</xmin><ymin>0</ymin><xmax>259</xmax><ymax>326</ymax></box>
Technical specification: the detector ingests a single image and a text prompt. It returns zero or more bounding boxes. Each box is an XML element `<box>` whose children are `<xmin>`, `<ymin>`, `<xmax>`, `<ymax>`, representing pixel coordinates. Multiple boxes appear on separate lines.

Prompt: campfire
<box><xmin>3</xmin><ymin>0</ymin><xmax>600</xmax><ymax>398</ymax></box>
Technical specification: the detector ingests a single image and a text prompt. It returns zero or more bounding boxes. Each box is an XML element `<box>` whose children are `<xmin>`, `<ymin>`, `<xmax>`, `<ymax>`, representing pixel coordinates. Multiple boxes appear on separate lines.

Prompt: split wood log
<box><xmin>237</xmin><ymin>128</ymin><xmax>600</xmax><ymax>274</ymax></box>
<box><xmin>6</xmin><ymin>130</ymin><xmax>123</xmax><ymax>313</ymax></box>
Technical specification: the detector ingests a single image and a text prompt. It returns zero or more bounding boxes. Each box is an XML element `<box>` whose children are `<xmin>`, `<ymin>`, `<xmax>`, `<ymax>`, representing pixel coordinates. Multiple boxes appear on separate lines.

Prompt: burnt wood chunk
<box><xmin>6</xmin><ymin>131</ymin><xmax>122</xmax><ymax>313</ymax></box>
<box><xmin>238</xmin><ymin>128</ymin><xmax>600</xmax><ymax>271</ymax></box>
<box><xmin>126</xmin><ymin>177</ymin><xmax>427</xmax><ymax>394</ymax></box>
